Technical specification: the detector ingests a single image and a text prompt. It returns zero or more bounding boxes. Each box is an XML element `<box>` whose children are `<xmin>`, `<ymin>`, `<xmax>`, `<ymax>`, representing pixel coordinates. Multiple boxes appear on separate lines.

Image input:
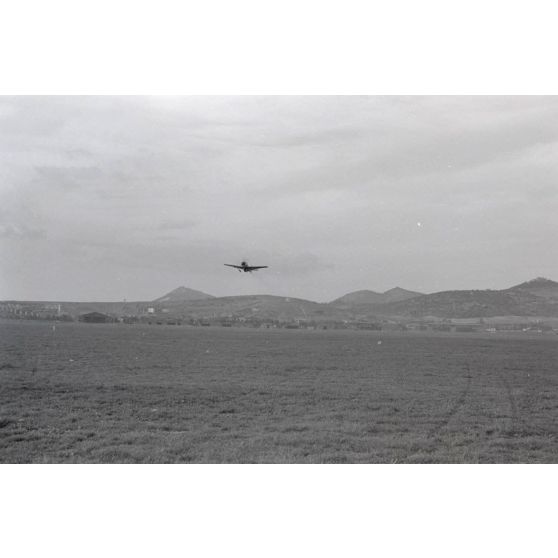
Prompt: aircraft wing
<box><xmin>246</xmin><ymin>266</ymin><xmax>268</xmax><ymax>271</ymax></box>
<box><xmin>224</xmin><ymin>264</ymin><xmax>243</xmax><ymax>269</ymax></box>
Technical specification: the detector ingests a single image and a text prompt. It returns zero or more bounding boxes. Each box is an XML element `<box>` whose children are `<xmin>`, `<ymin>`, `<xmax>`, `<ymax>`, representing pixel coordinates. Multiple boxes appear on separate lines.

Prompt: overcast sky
<box><xmin>1</xmin><ymin>96</ymin><xmax>557</xmax><ymax>302</ymax></box>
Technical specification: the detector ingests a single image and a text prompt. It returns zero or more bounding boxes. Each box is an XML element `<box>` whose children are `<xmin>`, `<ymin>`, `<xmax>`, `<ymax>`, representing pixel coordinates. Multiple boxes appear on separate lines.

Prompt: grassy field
<box><xmin>1</xmin><ymin>319</ymin><xmax>557</xmax><ymax>463</ymax></box>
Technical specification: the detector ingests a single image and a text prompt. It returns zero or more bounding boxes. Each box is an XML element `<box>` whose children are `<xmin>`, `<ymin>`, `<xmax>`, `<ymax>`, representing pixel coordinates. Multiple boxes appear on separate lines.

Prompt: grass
<box><xmin>1</xmin><ymin>320</ymin><xmax>557</xmax><ymax>463</ymax></box>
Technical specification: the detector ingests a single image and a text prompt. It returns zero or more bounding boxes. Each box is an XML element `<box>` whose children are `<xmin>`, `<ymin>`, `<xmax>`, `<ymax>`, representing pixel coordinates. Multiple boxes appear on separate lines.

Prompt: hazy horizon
<box><xmin>1</xmin><ymin>96</ymin><xmax>557</xmax><ymax>303</ymax></box>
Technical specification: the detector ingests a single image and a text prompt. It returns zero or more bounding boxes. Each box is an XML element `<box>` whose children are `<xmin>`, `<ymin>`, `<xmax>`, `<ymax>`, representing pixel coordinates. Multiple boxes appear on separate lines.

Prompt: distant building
<box><xmin>79</xmin><ymin>312</ymin><xmax>113</xmax><ymax>323</ymax></box>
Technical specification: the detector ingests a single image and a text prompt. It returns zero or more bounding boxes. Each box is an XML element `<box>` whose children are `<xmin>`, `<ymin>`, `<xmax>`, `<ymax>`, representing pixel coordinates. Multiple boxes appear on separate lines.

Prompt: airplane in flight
<box><xmin>224</xmin><ymin>261</ymin><xmax>268</xmax><ymax>273</ymax></box>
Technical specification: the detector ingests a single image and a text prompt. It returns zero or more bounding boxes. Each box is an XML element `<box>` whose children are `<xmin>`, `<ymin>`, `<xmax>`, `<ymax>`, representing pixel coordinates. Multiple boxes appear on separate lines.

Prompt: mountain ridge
<box><xmin>2</xmin><ymin>278</ymin><xmax>558</xmax><ymax>321</ymax></box>
<box><xmin>331</xmin><ymin>287</ymin><xmax>423</xmax><ymax>306</ymax></box>
<box><xmin>153</xmin><ymin>286</ymin><xmax>214</xmax><ymax>303</ymax></box>
<box><xmin>366</xmin><ymin>277</ymin><xmax>558</xmax><ymax>319</ymax></box>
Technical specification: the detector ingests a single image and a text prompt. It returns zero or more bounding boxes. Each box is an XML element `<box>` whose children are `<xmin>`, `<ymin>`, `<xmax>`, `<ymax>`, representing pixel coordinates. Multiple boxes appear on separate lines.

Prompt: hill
<box><xmin>331</xmin><ymin>290</ymin><xmax>384</xmax><ymax>305</ymax></box>
<box><xmin>507</xmin><ymin>277</ymin><xmax>558</xmax><ymax>299</ymax></box>
<box><xmin>331</xmin><ymin>287</ymin><xmax>423</xmax><ymax>306</ymax></box>
<box><xmin>370</xmin><ymin>290</ymin><xmax>521</xmax><ymax>319</ymax></box>
<box><xmin>2</xmin><ymin>278</ymin><xmax>558</xmax><ymax>322</ymax></box>
<box><xmin>153</xmin><ymin>286</ymin><xmax>214</xmax><ymax>303</ymax></box>
<box><xmin>366</xmin><ymin>278</ymin><xmax>558</xmax><ymax>319</ymax></box>
<box><xmin>150</xmin><ymin>295</ymin><xmax>337</xmax><ymax>322</ymax></box>
<box><xmin>382</xmin><ymin>287</ymin><xmax>424</xmax><ymax>303</ymax></box>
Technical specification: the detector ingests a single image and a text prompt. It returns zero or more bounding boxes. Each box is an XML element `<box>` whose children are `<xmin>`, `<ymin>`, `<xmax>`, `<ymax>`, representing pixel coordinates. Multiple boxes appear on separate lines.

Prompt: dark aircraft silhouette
<box><xmin>224</xmin><ymin>261</ymin><xmax>268</xmax><ymax>273</ymax></box>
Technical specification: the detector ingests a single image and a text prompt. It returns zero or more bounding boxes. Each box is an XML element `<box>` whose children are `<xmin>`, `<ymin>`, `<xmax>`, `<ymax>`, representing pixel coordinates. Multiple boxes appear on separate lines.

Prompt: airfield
<box><xmin>1</xmin><ymin>319</ymin><xmax>557</xmax><ymax>463</ymax></box>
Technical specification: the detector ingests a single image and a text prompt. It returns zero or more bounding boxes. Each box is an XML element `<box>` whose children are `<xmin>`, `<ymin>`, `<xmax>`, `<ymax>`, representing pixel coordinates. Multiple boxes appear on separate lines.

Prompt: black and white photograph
<box><xmin>2</xmin><ymin>95</ymin><xmax>557</xmax><ymax>464</ymax></box>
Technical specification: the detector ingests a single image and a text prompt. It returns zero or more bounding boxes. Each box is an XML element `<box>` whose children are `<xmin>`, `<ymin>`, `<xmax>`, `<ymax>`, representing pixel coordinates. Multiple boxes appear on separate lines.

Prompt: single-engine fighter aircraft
<box><xmin>224</xmin><ymin>261</ymin><xmax>268</xmax><ymax>273</ymax></box>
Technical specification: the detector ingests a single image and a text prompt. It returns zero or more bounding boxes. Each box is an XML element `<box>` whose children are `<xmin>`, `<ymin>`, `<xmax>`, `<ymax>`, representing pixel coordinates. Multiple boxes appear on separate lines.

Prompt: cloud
<box><xmin>33</xmin><ymin>165</ymin><xmax>103</xmax><ymax>190</ymax></box>
<box><xmin>157</xmin><ymin>219</ymin><xmax>197</xmax><ymax>231</ymax></box>
<box><xmin>1</xmin><ymin>96</ymin><xmax>557</xmax><ymax>301</ymax></box>
<box><xmin>0</xmin><ymin>224</ymin><xmax>46</xmax><ymax>239</ymax></box>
